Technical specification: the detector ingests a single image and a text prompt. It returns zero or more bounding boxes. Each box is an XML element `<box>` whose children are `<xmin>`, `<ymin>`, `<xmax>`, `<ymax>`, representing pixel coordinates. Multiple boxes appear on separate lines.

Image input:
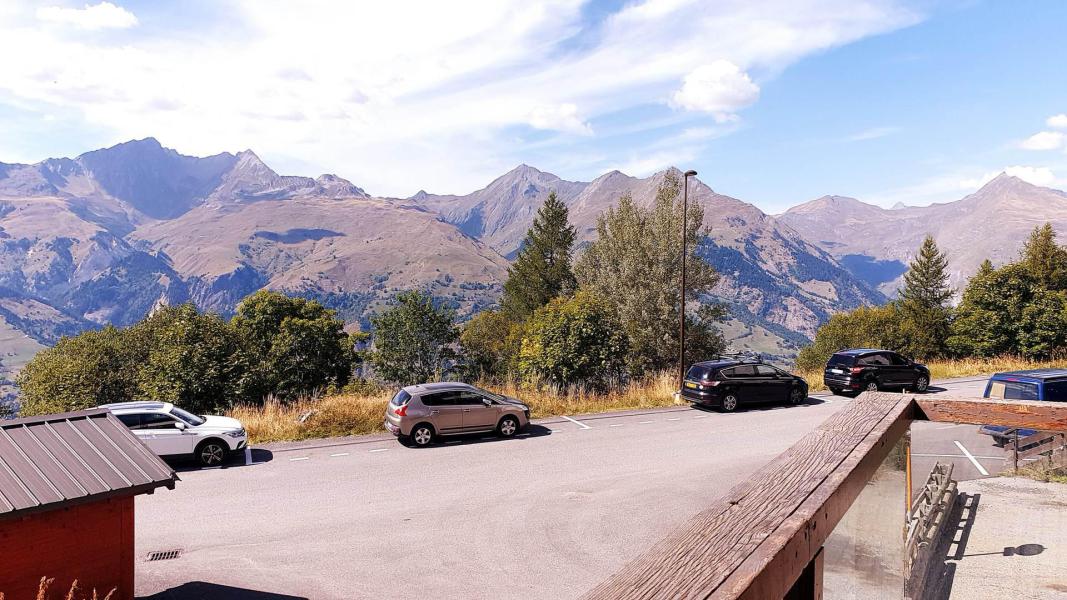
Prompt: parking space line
<box><xmin>638</xmin><ymin>420</ymin><xmax>654</xmax><ymax>424</ymax></box>
<box><xmin>953</xmin><ymin>440</ymin><xmax>990</xmax><ymax>476</ymax></box>
<box><xmin>369</xmin><ymin>448</ymin><xmax>389</xmax><ymax>453</ymax></box>
<box><xmin>330</xmin><ymin>452</ymin><xmax>350</xmax><ymax>457</ymax></box>
<box><xmin>561</xmin><ymin>415</ymin><xmax>592</xmax><ymax>430</ymax></box>
<box><xmin>289</xmin><ymin>457</ymin><xmax>309</xmax><ymax>462</ymax></box>
<box><xmin>244</xmin><ymin>446</ymin><xmax>252</xmax><ymax>466</ymax></box>
<box><xmin>911</xmin><ymin>452</ymin><xmax>1005</xmax><ymax>461</ymax></box>
<box><xmin>609</xmin><ymin>424</ymin><xmax>624</xmax><ymax>428</ymax></box>
<box><xmin>667</xmin><ymin>418</ymin><xmax>680</xmax><ymax>421</ymax></box>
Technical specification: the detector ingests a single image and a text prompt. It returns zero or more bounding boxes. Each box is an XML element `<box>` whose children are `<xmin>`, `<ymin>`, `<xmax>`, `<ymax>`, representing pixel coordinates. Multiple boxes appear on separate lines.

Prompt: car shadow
<box><xmin>687</xmin><ymin>396</ymin><xmax>831</xmax><ymax>415</ymax></box>
<box><xmin>138</xmin><ymin>582</ymin><xmax>307</xmax><ymax>600</ymax></box>
<box><xmin>166</xmin><ymin>448</ymin><xmax>274</xmax><ymax>473</ymax></box>
<box><xmin>399</xmin><ymin>423</ymin><xmax>555</xmax><ymax>449</ymax></box>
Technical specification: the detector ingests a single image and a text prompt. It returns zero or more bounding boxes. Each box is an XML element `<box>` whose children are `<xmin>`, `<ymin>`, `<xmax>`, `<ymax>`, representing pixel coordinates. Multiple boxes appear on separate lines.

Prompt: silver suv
<box><xmin>383</xmin><ymin>382</ymin><xmax>530</xmax><ymax>447</ymax></box>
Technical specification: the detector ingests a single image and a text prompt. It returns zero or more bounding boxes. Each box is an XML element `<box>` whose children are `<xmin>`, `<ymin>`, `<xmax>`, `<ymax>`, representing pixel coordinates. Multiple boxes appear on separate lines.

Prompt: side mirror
<box><xmin>175</xmin><ymin>421</ymin><xmax>187</xmax><ymax>430</ymax></box>
<box><xmin>482</xmin><ymin>398</ymin><xmax>492</xmax><ymax>407</ymax></box>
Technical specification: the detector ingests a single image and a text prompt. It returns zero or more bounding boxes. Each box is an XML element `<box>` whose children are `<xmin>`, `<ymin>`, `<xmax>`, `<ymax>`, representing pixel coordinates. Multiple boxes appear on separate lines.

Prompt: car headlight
<box><xmin>226</xmin><ymin>429</ymin><xmax>246</xmax><ymax>438</ymax></box>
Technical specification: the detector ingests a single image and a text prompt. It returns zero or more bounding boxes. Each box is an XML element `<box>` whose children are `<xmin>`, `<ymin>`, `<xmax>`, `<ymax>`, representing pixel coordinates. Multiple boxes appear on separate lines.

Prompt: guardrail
<box><xmin>904</xmin><ymin>461</ymin><xmax>956</xmax><ymax>598</ymax></box>
<box><xmin>1010</xmin><ymin>430</ymin><xmax>1067</xmax><ymax>471</ymax></box>
<box><xmin>583</xmin><ymin>393</ymin><xmax>1067</xmax><ymax>600</ymax></box>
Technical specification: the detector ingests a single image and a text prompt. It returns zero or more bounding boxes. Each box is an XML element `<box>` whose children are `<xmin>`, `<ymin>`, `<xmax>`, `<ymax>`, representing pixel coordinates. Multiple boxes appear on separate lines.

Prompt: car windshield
<box><xmin>685</xmin><ymin>365</ymin><xmax>715</xmax><ymax>380</ymax></box>
<box><xmin>390</xmin><ymin>390</ymin><xmax>412</xmax><ymax>406</ymax></box>
<box><xmin>169</xmin><ymin>406</ymin><xmax>206</xmax><ymax>426</ymax></box>
<box><xmin>827</xmin><ymin>353</ymin><xmax>856</xmax><ymax>368</ymax></box>
<box><xmin>986</xmin><ymin>380</ymin><xmax>1039</xmax><ymax>401</ymax></box>
<box><xmin>477</xmin><ymin>388</ymin><xmax>508</xmax><ymax>403</ymax></box>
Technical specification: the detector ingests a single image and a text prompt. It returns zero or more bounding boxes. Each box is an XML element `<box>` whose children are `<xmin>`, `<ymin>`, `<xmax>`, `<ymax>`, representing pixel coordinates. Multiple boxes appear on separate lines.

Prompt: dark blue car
<box><xmin>978</xmin><ymin>369</ymin><xmax>1067</xmax><ymax>444</ymax></box>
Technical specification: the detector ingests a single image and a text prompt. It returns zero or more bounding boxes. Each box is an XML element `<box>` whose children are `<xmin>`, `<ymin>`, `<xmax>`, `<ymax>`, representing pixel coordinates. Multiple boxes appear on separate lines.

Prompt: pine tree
<box><xmin>898</xmin><ymin>235</ymin><xmax>953</xmax><ymax>359</ymax></box>
<box><xmin>501</xmin><ymin>191</ymin><xmax>577</xmax><ymax>319</ymax></box>
<box><xmin>1020</xmin><ymin>223</ymin><xmax>1067</xmax><ymax>290</ymax></box>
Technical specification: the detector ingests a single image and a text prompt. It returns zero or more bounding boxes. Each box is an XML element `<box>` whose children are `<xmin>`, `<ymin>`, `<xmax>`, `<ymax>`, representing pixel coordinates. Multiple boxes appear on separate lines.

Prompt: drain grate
<box><xmin>146</xmin><ymin>549</ymin><xmax>182</xmax><ymax>562</ymax></box>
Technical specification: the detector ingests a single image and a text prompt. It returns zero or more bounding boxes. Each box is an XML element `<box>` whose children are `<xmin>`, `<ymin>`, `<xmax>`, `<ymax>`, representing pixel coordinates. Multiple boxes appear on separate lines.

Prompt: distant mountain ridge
<box><xmin>779</xmin><ymin>174</ymin><xmax>1067</xmax><ymax>296</ymax></box>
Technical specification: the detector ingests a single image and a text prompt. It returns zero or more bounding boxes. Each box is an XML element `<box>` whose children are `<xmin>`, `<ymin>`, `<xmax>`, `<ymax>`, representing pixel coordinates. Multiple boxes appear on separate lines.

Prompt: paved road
<box><xmin>134</xmin><ymin>377</ymin><xmax>994</xmax><ymax>600</ymax></box>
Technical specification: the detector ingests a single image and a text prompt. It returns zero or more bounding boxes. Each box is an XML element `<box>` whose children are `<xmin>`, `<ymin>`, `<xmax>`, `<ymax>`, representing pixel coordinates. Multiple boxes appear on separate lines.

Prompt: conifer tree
<box><xmin>1020</xmin><ymin>223</ymin><xmax>1067</xmax><ymax>290</ymax></box>
<box><xmin>898</xmin><ymin>235</ymin><xmax>953</xmax><ymax>358</ymax></box>
<box><xmin>501</xmin><ymin>191</ymin><xmax>577</xmax><ymax>319</ymax></box>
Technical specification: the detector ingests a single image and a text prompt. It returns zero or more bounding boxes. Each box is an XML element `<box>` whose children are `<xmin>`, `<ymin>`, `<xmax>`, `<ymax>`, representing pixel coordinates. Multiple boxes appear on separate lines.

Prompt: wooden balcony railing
<box><xmin>582</xmin><ymin>392</ymin><xmax>1067</xmax><ymax>600</ymax></box>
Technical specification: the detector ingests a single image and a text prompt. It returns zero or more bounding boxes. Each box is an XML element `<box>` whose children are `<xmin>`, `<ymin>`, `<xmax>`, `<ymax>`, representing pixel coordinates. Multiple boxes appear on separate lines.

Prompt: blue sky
<box><xmin>0</xmin><ymin>0</ymin><xmax>1065</xmax><ymax>212</ymax></box>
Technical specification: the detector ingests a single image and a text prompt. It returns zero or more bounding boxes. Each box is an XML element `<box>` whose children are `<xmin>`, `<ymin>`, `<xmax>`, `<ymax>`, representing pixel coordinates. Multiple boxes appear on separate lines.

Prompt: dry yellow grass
<box><xmin>231</xmin><ymin>372</ymin><xmax>682</xmax><ymax>444</ymax></box>
<box><xmin>798</xmin><ymin>355</ymin><xmax>1067</xmax><ymax>392</ymax></box>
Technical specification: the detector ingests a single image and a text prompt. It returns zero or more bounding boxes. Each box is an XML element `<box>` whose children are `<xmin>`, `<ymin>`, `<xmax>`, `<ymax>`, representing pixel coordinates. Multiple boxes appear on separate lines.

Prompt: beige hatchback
<box><xmin>383</xmin><ymin>382</ymin><xmax>531</xmax><ymax>447</ymax></box>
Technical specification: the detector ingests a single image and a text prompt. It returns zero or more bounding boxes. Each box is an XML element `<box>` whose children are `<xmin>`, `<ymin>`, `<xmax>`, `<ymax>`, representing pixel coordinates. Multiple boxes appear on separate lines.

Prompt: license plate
<box><xmin>830</xmin><ymin>369</ymin><xmax>844</xmax><ymax>374</ymax></box>
<box><xmin>684</xmin><ymin>382</ymin><xmax>698</xmax><ymax>389</ymax></box>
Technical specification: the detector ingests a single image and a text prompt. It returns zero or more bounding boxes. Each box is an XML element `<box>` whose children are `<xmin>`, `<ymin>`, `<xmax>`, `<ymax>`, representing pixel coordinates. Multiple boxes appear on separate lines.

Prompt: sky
<box><xmin>1</xmin><ymin>0</ymin><xmax>1066</xmax><ymax>212</ymax></box>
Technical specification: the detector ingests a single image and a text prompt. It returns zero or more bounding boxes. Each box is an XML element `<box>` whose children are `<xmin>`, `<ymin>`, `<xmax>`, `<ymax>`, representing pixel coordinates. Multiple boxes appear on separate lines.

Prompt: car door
<box><xmin>138</xmin><ymin>413</ymin><xmax>194</xmax><ymax>456</ymax></box>
<box><xmin>458</xmin><ymin>391</ymin><xmax>498</xmax><ymax>430</ymax></box>
<box><xmin>423</xmin><ymin>392</ymin><xmax>465</xmax><ymax>432</ymax></box>
<box><xmin>755</xmin><ymin>365</ymin><xmax>790</xmax><ymax>402</ymax></box>
<box><xmin>884</xmin><ymin>352</ymin><xmax>912</xmax><ymax>386</ymax></box>
<box><xmin>726</xmin><ymin>365</ymin><xmax>757</xmax><ymax>403</ymax></box>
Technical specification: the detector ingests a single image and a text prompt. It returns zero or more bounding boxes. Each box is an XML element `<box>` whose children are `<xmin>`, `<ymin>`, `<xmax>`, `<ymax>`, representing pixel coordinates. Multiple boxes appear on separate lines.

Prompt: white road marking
<box><xmin>639</xmin><ymin>420</ymin><xmax>654</xmax><ymax>424</ymax></box>
<box><xmin>330</xmin><ymin>452</ymin><xmax>350</xmax><ymax>457</ymax></box>
<box><xmin>369</xmin><ymin>448</ymin><xmax>389</xmax><ymax>453</ymax></box>
<box><xmin>953</xmin><ymin>440</ymin><xmax>990</xmax><ymax>476</ymax></box>
<box><xmin>244</xmin><ymin>446</ymin><xmax>252</xmax><ymax>466</ymax></box>
<box><xmin>667</xmin><ymin>418</ymin><xmax>681</xmax><ymax>421</ymax></box>
<box><xmin>289</xmin><ymin>457</ymin><xmax>310</xmax><ymax>462</ymax></box>
<box><xmin>561</xmin><ymin>415</ymin><xmax>591</xmax><ymax>430</ymax></box>
<box><xmin>911</xmin><ymin>453</ymin><xmax>1006</xmax><ymax>461</ymax></box>
<box><xmin>936</xmin><ymin>424</ymin><xmax>965</xmax><ymax>430</ymax></box>
<box><xmin>609</xmin><ymin>424</ymin><xmax>624</xmax><ymax>428</ymax></box>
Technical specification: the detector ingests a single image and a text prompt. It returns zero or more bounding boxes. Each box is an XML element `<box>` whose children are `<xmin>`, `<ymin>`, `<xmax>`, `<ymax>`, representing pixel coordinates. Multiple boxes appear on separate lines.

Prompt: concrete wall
<box><xmin>0</xmin><ymin>496</ymin><xmax>134</xmax><ymax>600</ymax></box>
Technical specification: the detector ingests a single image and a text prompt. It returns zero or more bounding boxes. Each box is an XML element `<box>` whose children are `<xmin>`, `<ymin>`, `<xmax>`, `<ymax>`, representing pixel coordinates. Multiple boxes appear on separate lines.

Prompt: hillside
<box><xmin>415</xmin><ymin>165</ymin><xmax>885</xmax><ymax>353</ymax></box>
<box><xmin>0</xmin><ymin>139</ymin><xmax>507</xmax><ymax>351</ymax></box>
<box><xmin>779</xmin><ymin>174</ymin><xmax>1067</xmax><ymax>296</ymax></box>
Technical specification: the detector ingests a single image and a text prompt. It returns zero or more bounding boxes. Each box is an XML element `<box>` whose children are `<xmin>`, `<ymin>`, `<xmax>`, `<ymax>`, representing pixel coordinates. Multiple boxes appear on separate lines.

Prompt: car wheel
<box><xmin>721</xmin><ymin>393</ymin><xmax>740</xmax><ymax>412</ymax></box>
<box><xmin>196</xmin><ymin>440</ymin><xmax>227</xmax><ymax>467</ymax></box>
<box><xmin>829</xmin><ymin>387</ymin><xmax>844</xmax><ymax>396</ymax></box>
<box><xmin>411</xmin><ymin>424</ymin><xmax>435</xmax><ymax>447</ymax></box>
<box><xmin>789</xmin><ymin>387</ymin><xmax>806</xmax><ymax>405</ymax></box>
<box><xmin>498</xmin><ymin>416</ymin><xmax>520</xmax><ymax>438</ymax></box>
<box><xmin>864</xmin><ymin>379</ymin><xmax>880</xmax><ymax>393</ymax></box>
<box><xmin>914</xmin><ymin>375</ymin><xmax>929</xmax><ymax>393</ymax></box>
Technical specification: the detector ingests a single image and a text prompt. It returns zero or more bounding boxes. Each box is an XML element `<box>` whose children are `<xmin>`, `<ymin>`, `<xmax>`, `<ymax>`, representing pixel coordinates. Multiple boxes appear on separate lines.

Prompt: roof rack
<box><xmin>712</xmin><ymin>351</ymin><xmax>764</xmax><ymax>363</ymax></box>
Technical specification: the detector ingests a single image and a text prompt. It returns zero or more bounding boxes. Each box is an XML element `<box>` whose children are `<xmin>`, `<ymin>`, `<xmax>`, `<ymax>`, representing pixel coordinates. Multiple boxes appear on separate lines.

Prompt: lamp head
<box><xmin>684</xmin><ymin>170</ymin><xmax>697</xmax><ymax>177</ymax></box>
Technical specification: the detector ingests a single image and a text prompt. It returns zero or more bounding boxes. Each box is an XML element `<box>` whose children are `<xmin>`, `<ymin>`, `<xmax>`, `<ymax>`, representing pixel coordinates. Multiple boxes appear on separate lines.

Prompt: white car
<box><xmin>102</xmin><ymin>401</ymin><xmax>247</xmax><ymax>466</ymax></box>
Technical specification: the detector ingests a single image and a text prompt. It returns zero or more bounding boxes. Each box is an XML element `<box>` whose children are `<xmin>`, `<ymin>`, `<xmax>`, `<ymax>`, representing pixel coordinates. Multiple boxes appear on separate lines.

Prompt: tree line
<box><xmin>17</xmin><ymin>173</ymin><xmax>727</xmax><ymax>415</ymax></box>
<box><xmin>796</xmin><ymin>223</ymin><xmax>1067</xmax><ymax>371</ymax></box>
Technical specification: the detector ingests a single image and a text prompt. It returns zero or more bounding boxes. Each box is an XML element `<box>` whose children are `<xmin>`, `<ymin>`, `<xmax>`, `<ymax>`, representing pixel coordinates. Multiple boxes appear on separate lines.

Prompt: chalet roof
<box><xmin>0</xmin><ymin>408</ymin><xmax>178</xmax><ymax>520</ymax></box>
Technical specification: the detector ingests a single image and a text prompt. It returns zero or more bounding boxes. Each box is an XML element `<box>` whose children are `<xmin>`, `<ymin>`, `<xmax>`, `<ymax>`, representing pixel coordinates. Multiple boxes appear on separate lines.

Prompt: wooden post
<box><xmin>1013</xmin><ymin>429</ymin><xmax>1019</xmax><ymax>473</ymax></box>
<box><xmin>784</xmin><ymin>547</ymin><xmax>824</xmax><ymax>600</ymax></box>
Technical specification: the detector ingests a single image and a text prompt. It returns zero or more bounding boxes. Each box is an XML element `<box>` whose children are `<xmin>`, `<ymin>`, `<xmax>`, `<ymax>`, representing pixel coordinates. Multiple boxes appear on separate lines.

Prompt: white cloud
<box><xmin>844</xmin><ymin>126</ymin><xmax>898</xmax><ymax>142</ymax></box>
<box><xmin>670</xmin><ymin>61</ymin><xmax>760</xmax><ymax>122</ymax></box>
<box><xmin>1047</xmin><ymin>114</ymin><xmax>1067</xmax><ymax>129</ymax></box>
<box><xmin>1019</xmin><ymin>131</ymin><xmax>1065</xmax><ymax>151</ymax></box>
<box><xmin>527</xmin><ymin>104</ymin><xmax>593</xmax><ymax>135</ymax></box>
<box><xmin>960</xmin><ymin>166</ymin><xmax>1059</xmax><ymax>189</ymax></box>
<box><xmin>0</xmin><ymin>0</ymin><xmax>924</xmax><ymax>196</ymax></box>
<box><xmin>36</xmin><ymin>2</ymin><xmax>137</xmax><ymax>30</ymax></box>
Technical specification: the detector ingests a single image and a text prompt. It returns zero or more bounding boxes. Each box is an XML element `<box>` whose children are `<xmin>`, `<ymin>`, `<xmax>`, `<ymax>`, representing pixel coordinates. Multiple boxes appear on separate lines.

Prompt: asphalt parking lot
<box><xmin>135</xmin><ymin>377</ymin><xmax>995</xmax><ymax>600</ymax></box>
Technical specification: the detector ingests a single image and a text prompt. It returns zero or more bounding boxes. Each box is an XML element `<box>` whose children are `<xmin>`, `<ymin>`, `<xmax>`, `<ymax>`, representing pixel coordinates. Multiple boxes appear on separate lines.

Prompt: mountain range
<box><xmin>1</xmin><ymin>138</ymin><xmax>1064</xmax><ymax>385</ymax></box>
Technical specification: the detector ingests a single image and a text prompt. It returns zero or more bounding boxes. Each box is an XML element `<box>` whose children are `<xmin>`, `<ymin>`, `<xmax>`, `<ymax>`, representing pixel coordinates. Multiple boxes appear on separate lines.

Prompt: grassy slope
<box><xmin>234</xmin><ymin>356</ymin><xmax>1065</xmax><ymax>444</ymax></box>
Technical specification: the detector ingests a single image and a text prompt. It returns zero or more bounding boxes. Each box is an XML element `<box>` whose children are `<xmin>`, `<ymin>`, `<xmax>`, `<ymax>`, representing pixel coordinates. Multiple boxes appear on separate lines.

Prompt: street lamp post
<box><xmin>679</xmin><ymin>169</ymin><xmax>697</xmax><ymax>390</ymax></box>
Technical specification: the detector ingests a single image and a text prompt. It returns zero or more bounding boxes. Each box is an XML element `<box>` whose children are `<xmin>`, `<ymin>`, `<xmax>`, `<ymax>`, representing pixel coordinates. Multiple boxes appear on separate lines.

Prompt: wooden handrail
<box><xmin>583</xmin><ymin>393</ymin><xmax>1067</xmax><ymax>600</ymax></box>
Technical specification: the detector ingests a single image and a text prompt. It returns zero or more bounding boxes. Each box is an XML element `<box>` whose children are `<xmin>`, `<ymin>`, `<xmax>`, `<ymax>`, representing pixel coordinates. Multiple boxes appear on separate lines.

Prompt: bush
<box><xmin>518</xmin><ymin>291</ymin><xmax>628</xmax><ymax>388</ymax></box>
<box><xmin>795</xmin><ymin>304</ymin><xmax>904</xmax><ymax>371</ymax></box>
<box><xmin>368</xmin><ymin>291</ymin><xmax>458</xmax><ymax>385</ymax></box>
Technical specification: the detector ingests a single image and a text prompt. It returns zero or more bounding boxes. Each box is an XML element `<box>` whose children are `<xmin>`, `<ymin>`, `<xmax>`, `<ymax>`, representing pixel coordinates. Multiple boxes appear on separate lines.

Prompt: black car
<box><xmin>823</xmin><ymin>349</ymin><xmax>930</xmax><ymax>396</ymax></box>
<box><xmin>680</xmin><ymin>355</ymin><xmax>809</xmax><ymax>412</ymax></box>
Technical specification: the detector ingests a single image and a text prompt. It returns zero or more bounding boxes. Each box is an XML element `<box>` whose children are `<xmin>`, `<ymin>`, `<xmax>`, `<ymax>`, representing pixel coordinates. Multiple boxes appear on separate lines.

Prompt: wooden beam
<box><xmin>915</xmin><ymin>396</ymin><xmax>1067</xmax><ymax>430</ymax></box>
<box><xmin>581</xmin><ymin>392</ymin><xmax>916</xmax><ymax>600</ymax></box>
